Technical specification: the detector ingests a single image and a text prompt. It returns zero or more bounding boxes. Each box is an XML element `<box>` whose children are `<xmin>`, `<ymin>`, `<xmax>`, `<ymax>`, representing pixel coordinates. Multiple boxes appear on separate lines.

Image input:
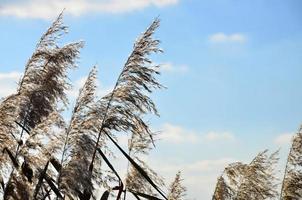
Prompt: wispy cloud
<box><xmin>0</xmin><ymin>0</ymin><xmax>179</xmax><ymax>20</ymax></box>
<box><xmin>151</xmin><ymin>157</ymin><xmax>237</xmax><ymax>199</ymax></box>
<box><xmin>156</xmin><ymin>157</ymin><xmax>236</xmax><ymax>174</ymax></box>
<box><xmin>209</xmin><ymin>32</ymin><xmax>247</xmax><ymax>44</ymax></box>
<box><xmin>203</xmin><ymin>131</ymin><xmax>235</xmax><ymax>142</ymax></box>
<box><xmin>186</xmin><ymin>158</ymin><xmax>237</xmax><ymax>173</ymax></box>
<box><xmin>161</xmin><ymin>62</ymin><xmax>189</xmax><ymax>73</ymax></box>
<box><xmin>159</xmin><ymin>123</ymin><xmax>236</xmax><ymax>144</ymax></box>
<box><xmin>159</xmin><ymin>123</ymin><xmax>199</xmax><ymax>144</ymax></box>
<box><xmin>0</xmin><ymin>71</ymin><xmax>22</xmax><ymax>98</ymax></box>
<box><xmin>274</xmin><ymin>132</ymin><xmax>293</xmax><ymax>146</ymax></box>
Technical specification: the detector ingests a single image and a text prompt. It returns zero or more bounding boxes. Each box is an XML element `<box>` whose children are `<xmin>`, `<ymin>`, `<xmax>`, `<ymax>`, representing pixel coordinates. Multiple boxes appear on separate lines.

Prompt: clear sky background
<box><xmin>0</xmin><ymin>0</ymin><xmax>302</xmax><ymax>199</ymax></box>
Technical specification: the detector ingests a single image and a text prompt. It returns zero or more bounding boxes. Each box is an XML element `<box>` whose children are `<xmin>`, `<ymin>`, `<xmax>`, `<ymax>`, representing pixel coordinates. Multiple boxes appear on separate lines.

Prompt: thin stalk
<box><xmin>116</xmin><ymin>181</ymin><xmax>124</xmax><ymax>200</ymax></box>
<box><xmin>123</xmin><ymin>190</ymin><xmax>127</xmax><ymax>200</ymax></box>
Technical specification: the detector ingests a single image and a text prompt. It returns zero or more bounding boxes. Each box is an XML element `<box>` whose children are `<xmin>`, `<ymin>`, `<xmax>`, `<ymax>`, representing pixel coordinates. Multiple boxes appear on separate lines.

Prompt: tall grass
<box><xmin>0</xmin><ymin>12</ymin><xmax>185</xmax><ymax>200</ymax></box>
<box><xmin>1</xmin><ymin>10</ymin><xmax>300</xmax><ymax>200</ymax></box>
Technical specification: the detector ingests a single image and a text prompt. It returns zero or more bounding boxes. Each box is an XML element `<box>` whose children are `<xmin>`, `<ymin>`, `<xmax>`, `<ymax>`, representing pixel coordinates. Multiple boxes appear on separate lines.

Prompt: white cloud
<box><xmin>156</xmin><ymin>157</ymin><xmax>236</xmax><ymax>174</ymax></box>
<box><xmin>185</xmin><ymin>158</ymin><xmax>236</xmax><ymax>172</ymax></box>
<box><xmin>0</xmin><ymin>71</ymin><xmax>22</xmax><ymax>98</ymax></box>
<box><xmin>151</xmin><ymin>157</ymin><xmax>237</xmax><ymax>199</ymax></box>
<box><xmin>209</xmin><ymin>33</ymin><xmax>247</xmax><ymax>44</ymax></box>
<box><xmin>274</xmin><ymin>133</ymin><xmax>293</xmax><ymax>146</ymax></box>
<box><xmin>0</xmin><ymin>0</ymin><xmax>178</xmax><ymax>20</ymax></box>
<box><xmin>159</xmin><ymin>123</ymin><xmax>199</xmax><ymax>144</ymax></box>
<box><xmin>203</xmin><ymin>131</ymin><xmax>235</xmax><ymax>142</ymax></box>
<box><xmin>183</xmin><ymin>158</ymin><xmax>237</xmax><ymax>199</ymax></box>
<box><xmin>159</xmin><ymin>123</ymin><xmax>236</xmax><ymax>144</ymax></box>
<box><xmin>161</xmin><ymin>62</ymin><xmax>189</xmax><ymax>73</ymax></box>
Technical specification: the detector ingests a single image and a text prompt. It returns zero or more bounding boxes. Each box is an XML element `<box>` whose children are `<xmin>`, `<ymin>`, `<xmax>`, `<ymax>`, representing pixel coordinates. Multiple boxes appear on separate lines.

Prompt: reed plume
<box><xmin>280</xmin><ymin>126</ymin><xmax>302</xmax><ymax>199</ymax></box>
<box><xmin>167</xmin><ymin>171</ymin><xmax>186</xmax><ymax>200</ymax></box>
<box><xmin>89</xmin><ymin>18</ymin><xmax>163</xmax><ymax>172</ymax></box>
<box><xmin>124</xmin><ymin>126</ymin><xmax>164</xmax><ymax>197</ymax></box>
<box><xmin>0</xmin><ymin>12</ymin><xmax>175</xmax><ymax>200</ymax></box>
<box><xmin>212</xmin><ymin>150</ymin><xmax>279</xmax><ymax>200</ymax></box>
<box><xmin>0</xmin><ymin>11</ymin><xmax>83</xmax><ymax>199</ymax></box>
<box><xmin>58</xmin><ymin>66</ymin><xmax>100</xmax><ymax>199</ymax></box>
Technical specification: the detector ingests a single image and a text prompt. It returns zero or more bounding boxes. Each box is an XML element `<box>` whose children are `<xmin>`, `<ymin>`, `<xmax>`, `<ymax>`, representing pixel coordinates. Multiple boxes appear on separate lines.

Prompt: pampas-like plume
<box><xmin>235</xmin><ymin>150</ymin><xmax>279</xmax><ymax>200</ymax></box>
<box><xmin>17</xmin><ymin>10</ymin><xmax>83</xmax><ymax>130</ymax></box>
<box><xmin>1</xmin><ymin>11</ymin><xmax>83</xmax><ymax>200</ymax></box>
<box><xmin>58</xmin><ymin>66</ymin><xmax>105</xmax><ymax>199</ymax></box>
<box><xmin>17</xmin><ymin>11</ymin><xmax>68</xmax><ymax>93</ymax></box>
<box><xmin>0</xmin><ymin>94</ymin><xmax>22</xmax><ymax>157</ymax></box>
<box><xmin>1</xmin><ymin>13</ymin><xmax>168</xmax><ymax>200</ymax></box>
<box><xmin>20</xmin><ymin>111</ymin><xmax>65</xmax><ymax>166</ymax></box>
<box><xmin>212</xmin><ymin>176</ymin><xmax>233</xmax><ymax>200</ymax></box>
<box><xmin>128</xmin><ymin>127</ymin><xmax>155</xmax><ymax>156</ymax></box>
<box><xmin>89</xmin><ymin>18</ymin><xmax>163</xmax><ymax>172</ymax></box>
<box><xmin>126</xmin><ymin>158</ymin><xmax>165</xmax><ymax>197</ymax></box>
<box><xmin>212</xmin><ymin>150</ymin><xmax>279</xmax><ymax>200</ymax></box>
<box><xmin>0</xmin><ymin>10</ymin><xmax>83</xmax><ymax>165</ymax></box>
<box><xmin>9</xmin><ymin>111</ymin><xmax>66</xmax><ymax>200</ymax></box>
<box><xmin>280</xmin><ymin>127</ymin><xmax>302</xmax><ymax>199</ymax></box>
<box><xmin>125</xmin><ymin>123</ymin><xmax>164</xmax><ymax>197</ymax></box>
<box><xmin>88</xmin><ymin>18</ymin><xmax>167</xmax><ymax>200</ymax></box>
<box><xmin>59</xmin><ymin>66</ymin><xmax>98</xmax><ymax>165</ymax></box>
<box><xmin>3</xmin><ymin>174</ymin><xmax>31</xmax><ymax>200</ymax></box>
<box><xmin>212</xmin><ymin>162</ymin><xmax>247</xmax><ymax>200</ymax></box>
<box><xmin>18</xmin><ymin>110</ymin><xmax>65</xmax><ymax>198</ymax></box>
<box><xmin>167</xmin><ymin>171</ymin><xmax>186</xmax><ymax>200</ymax></box>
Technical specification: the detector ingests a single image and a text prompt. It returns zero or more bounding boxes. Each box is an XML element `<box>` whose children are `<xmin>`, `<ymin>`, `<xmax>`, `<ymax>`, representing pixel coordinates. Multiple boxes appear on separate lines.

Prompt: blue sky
<box><xmin>0</xmin><ymin>0</ymin><xmax>302</xmax><ymax>199</ymax></box>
